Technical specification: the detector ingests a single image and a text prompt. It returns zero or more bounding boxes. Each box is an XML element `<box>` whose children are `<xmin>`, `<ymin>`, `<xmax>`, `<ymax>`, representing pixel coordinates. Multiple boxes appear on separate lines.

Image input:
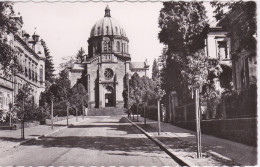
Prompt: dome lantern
<box><xmin>104</xmin><ymin>5</ymin><xmax>111</xmax><ymax>17</ymax></box>
<box><xmin>32</xmin><ymin>27</ymin><xmax>39</xmax><ymax>42</ymax></box>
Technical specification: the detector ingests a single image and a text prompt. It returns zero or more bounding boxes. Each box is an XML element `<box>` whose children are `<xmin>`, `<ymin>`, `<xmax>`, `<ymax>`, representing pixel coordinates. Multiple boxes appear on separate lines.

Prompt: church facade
<box><xmin>68</xmin><ymin>6</ymin><xmax>149</xmax><ymax>109</ymax></box>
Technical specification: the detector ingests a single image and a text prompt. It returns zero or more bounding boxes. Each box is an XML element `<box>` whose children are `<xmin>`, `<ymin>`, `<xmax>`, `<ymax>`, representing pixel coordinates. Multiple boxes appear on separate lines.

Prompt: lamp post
<box><xmin>66</xmin><ymin>101</ymin><xmax>70</xmax><ymax>127</ymax></box>
<box><xmin>189</xmin><ymin>85</ymin><xmax>202</xmax><ymax>159</ymax></box>
<box><xmin>194</xmin><ymin>87</ymin><xmax>202</xmax><ymax>158</ymax></box>
<box><xmin>50</xmin><ymin>94</ymin><xmax>54</xmax><ymax>130</ymax></box>
<box><xmin>21</xmin><ymin>97</ymin><xmax>25</xmax><ymax>139</ymax></box>
<box><xmin>144</xmin><ymin>102</ymin><xmax>146</xmax><ymax>125</ymax></box>
<box><xmin>9</xmin><ymin>103</ymin><xmax>12</xmax><ymax>127</ymax></box>
<box><xmin>81</xmin><ymin>98</ymin><xmax>84</xmax><ymax>120</ymax></box>
<box><xmin>156</xmin><ymin>87</ymin><xmax>165</xmax><ymax>135</ymax></box>
<box><xmin>75</xmin><ymin>105</ymin><xmax>78</xmax><ymax>122</ymax></box>
<box><xmin>137</xmin><ymin>103</ymin><xmax>139</xmax><ymax>122</ymax></box>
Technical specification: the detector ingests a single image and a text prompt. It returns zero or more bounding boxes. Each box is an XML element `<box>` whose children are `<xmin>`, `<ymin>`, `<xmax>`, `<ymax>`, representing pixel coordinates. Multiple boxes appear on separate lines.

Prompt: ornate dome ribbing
<box><xmin>90</xmin><ymin>5</ymin><xmax>127</xmax><ymax>37</ymax></box>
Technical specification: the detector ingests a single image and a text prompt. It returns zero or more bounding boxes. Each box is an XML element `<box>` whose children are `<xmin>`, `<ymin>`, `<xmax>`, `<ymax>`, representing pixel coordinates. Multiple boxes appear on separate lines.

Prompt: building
<box><xmin>68</xmin><ymin>6</ymin><xmax>149</xmax><ymax>108</ymax></box>
<box><xmin>204</xmin><ymin>21</ymin><xmax>232</xmax><ymax>92</ymax></box>
<box><xmin>0</xmin><ymin>12</ymin><xmax>45</xmax><ymax>111</ymax></box>
<box><xmin>205</xmin><ymin>21</ymin><xmax>232</xmax><ymax>66</ymax></box>
<box><xmin>217</xmin><ymin>7</ymin><xmax>257</xmax><ymax>92</ymax></box>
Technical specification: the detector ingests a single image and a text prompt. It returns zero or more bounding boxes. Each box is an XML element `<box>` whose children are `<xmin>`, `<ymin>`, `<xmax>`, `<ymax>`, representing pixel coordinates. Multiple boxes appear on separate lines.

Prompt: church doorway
<box><xmin>105</xmin><ymin>86</ymin><xmax>114</xmax><ymax>107</ymax></box>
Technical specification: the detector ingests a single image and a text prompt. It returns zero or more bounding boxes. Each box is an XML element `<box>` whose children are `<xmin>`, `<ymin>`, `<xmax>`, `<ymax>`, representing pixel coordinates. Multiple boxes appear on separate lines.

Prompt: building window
<box><xmin>116</xmin><ymin>41</ymin><xmax>120</xmax><ymax>52</ymax></box>
<box><xmin>104</xmin><ymin>41</ymin><xmax>107</xmax><ymax>52</ymax></box>
<box><xmin>218</xmin><ymin>41</ymin><xmax>228</xmax><ymax>59</ymax></box>
<box><xmin>115</xmin><ymin>27</ymin><xmax>118</xmax><ymax>34</ymax></box>
<box><xmin>106</xmin><ymin>26</ymin><xmax>109</xmax><ymax>35</ymax></box>
<box><xmin>104</xmin><ymin>68</ymin><xmax>114</xmax><ymax>80</ymax></box>
<box><xmin>0</xmin><ymin>92</ymin><xmax>3</xmax><ymax>109</ymax></box>
<box><xmin>40</xmin><ymin>65</ymin><xmax>43</xmax><ymax>84</ymax></box>
<box><xmin>32</xmin><ymin>72</ymin><xmax>35</xmax><ymax>82</ymax></box>
<box><xmin>25</xmin><ymin>67</ymin><xmax>28</xmax><ymax>77</ymax></box>
<box><xmin>98</xmin><ymin>27</ymin><xmax>100</xmax><ymax>35</ymax></box>
<box><xmin>108</xmin><ymin>42</ymin><xmax>112</xmax><ymax>52</ymax></box>
<box><xmin>29</xmin><ymin>69</ymin><xmax>31</xmax><ymax>80</ymax></box>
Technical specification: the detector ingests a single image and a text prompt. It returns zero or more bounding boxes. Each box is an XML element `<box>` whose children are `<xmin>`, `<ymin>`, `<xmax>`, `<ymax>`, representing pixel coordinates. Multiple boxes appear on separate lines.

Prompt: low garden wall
<box><xmin>12</xmin><ymin>121</ymin><xmax>40</xmax><ymax>130</ymax></box>
<box><xmin>174</xmin><ymin>117</ymin><xmax>257</xmax><ymax>146</ymax></box>
<box><xmin>45</xmin><ymin>115</ymin><xmax>74</xmax><ymax>124</ymax></box>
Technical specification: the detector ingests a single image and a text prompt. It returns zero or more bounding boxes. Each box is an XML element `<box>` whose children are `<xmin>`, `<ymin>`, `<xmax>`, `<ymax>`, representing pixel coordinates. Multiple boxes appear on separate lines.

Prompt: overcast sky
<box><xmin>13</xmin><ymin>1</ymin><xmax>213</xmax><ymax>77</ymax></box>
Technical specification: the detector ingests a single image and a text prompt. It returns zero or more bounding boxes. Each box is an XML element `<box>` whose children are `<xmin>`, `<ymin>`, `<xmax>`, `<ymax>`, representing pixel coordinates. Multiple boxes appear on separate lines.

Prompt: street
<box><xmin>0</xmin><ymin>116</ymin><xmax>178</xmax><ymax>166</ymax></box>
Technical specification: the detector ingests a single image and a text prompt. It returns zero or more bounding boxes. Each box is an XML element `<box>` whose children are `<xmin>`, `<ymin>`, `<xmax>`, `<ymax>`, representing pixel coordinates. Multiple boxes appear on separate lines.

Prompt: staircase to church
<box><xmin>87</xmin><ymin>107</ymin><xmax>126</xmax><ymax>116</ymax></box>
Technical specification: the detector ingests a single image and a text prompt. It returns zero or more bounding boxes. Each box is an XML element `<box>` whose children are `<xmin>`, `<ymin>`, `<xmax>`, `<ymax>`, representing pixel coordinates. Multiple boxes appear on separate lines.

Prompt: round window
<box><xmin>104</xmin><ymin>68</ymin><xmax>114</xmax><ymax>80</ymax></box>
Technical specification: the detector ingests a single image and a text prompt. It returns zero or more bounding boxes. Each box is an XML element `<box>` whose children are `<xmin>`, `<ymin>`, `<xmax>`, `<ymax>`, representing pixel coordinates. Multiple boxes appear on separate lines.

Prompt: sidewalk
<box><xmin>0</xmin><ymin>116</ymin><xmax>87</xmax><ymax>152</ymax></box>
<box><xmin>129</xmin><ymin>116</ymin><xmax>257</xmax><ymax>166</ymax></box>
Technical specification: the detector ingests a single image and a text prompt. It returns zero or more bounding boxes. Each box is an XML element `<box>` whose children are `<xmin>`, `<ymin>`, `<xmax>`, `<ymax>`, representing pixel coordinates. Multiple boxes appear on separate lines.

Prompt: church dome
<box><xmin>90</xmin><ymin>6</ymin><xmax>127</xmax><ymax>38</ymax></box>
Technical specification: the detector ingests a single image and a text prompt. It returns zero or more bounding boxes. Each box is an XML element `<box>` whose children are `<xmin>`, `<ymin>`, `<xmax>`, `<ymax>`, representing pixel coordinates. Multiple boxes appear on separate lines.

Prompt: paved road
<box><xmin>0</xmin><ymin>116</ymin><xmax>178</xmax><ymax>166</ymax></box>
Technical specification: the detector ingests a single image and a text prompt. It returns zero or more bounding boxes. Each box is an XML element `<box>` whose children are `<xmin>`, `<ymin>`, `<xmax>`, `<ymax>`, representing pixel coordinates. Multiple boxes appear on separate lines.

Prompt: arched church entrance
<box><xmin>104</xmin><ymin>86</ymin><xmax>114</xmax><ymax>107</ymax></box>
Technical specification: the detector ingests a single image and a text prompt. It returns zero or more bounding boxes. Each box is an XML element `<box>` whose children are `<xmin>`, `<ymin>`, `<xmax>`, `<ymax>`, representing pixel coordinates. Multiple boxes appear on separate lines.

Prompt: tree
<box><xmin>128</xmin><ymin>73</ymin><xmax>157</xmax><ymax>109</ymax></box>
<box><xmin>152</xmin><ymin>59</ymin><xmax>159</xmax><ymax>82</ymax></box>
<box><xmin>76</xmin><ymin>47</ymin><xmax>85</xmax><ymax>63</ymax></box>
<box><xmin>39</xmin><ymin>69</ymin><xmax>71</xmax><ymax>104</ymax></box>
<box><xmin>0</xmin><ymin>2</ymin><xmax>19</xmax><ymax>75</ymax></box>
<box><xmin>158</xmin><ymin>1</ymin><xmax>208</xmax><ymax>55</ymax></box>
<box><xmin>39</xmin><ymin>69</ymin><xmax>72</xmax><ymax>116</ymax></box>
<box><xmin>15</xmin><ymin>84</ymin><xmax>35</xmax><ymax>121</ymax></box>
<box><xmin>41</xmin><ymin>39</ymin><xmax>55</xmax><ymax>83</ymax></box>
<box><xmin>68</xmin><ymin>83</ymin><xmax>88</xmax><ymax>116</ymax></box>
<box><xmin>158</xmin><ymin>2</ymin><xmax>209</xmax><ymax>104</ymax></box>
<box><xmin>59</xmin><ymin>55</ymin><xmax>75</xmax><ymax>70</ymax></box>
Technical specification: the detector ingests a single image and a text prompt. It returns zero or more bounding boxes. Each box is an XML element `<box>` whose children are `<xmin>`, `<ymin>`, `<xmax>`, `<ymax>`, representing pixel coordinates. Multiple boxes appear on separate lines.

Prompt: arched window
<box><xmin>0</xmin><ymin>92</ymin><xmax>3</xmax><ymax>109</ymax></box>
<box><xmin>40</xmin><ymin>65</ymin><xmax>43</xmax><ymax>84</ymax></box>
<box><xmin>115</xmin><ymin>27</ymin><xmax>118</xmax><ymax>34</ymax></box>
<box><xmin>104</xmin><ymin>41</ymin><xmax>107</xmax><ymax>52</ymax></box>
<box><xmin>106</xmin><ymin>26</ymin><xmax>109</xmax><ymax>35</ymax></box>
<box><xmin>97</xmin><ymin>27</ymin><xmax>100</xmax><ymax>35</ymax></box>
<box><xmin>116</xmin><ymin>41</ymin><xmax>120</xmax><ymax>52</ymax></box>
<box><xmin>108</xmin><ymin>42</ymin><xmax>112</xmax><ymax>52</ymax></box>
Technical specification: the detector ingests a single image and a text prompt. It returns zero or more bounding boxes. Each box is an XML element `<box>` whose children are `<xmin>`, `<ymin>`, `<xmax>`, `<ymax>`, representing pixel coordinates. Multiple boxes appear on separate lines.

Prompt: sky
<box><xmin>13</xmin><ymin>1</ymin><xmax>214</xmax><ymax>77</ymax></box>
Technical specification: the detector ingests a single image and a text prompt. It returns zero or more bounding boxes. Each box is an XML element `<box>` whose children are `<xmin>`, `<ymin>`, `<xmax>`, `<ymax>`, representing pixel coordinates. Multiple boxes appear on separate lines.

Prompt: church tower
<box><xmin>87</xmin><ymin>6</ymin><xmax>131</xmax><ymax>108</ymax></box>
<box><xmin>68</xmin><ymin>6</ymin><xmax>149</xmax><ymax>109</ymax></box>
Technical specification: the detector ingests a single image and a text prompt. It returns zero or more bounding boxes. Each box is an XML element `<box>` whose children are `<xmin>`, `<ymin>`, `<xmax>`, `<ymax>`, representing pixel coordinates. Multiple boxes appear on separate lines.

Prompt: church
<box><xmin>68</xmin><ymin>6</ymin><xmax>149</xmax><ymax>109</ymax></box>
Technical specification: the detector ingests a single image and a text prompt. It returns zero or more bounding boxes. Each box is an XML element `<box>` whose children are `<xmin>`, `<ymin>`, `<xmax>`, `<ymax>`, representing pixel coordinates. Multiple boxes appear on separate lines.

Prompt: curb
<box><xmin>124</xmin><ymin>117</ymin><xmax>195</xmax><ymax>167</ymax></box>
<box><xmin>5</xmin><ymin>118</ymin><xmax>88</xmax><ymax>151</ymax></box>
